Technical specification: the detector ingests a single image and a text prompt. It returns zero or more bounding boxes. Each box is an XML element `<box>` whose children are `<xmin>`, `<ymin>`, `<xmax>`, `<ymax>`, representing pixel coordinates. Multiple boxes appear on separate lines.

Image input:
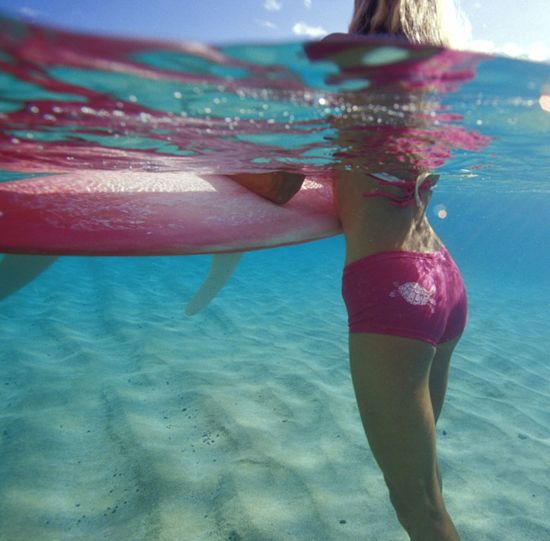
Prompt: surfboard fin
<box><xmin>185</xmin><ymin>252</ymin><xmax>243</xmax><ymax>316</ymax></box>
<box><xmin>0</xmin><ymin>254</ymin><xmax>58</xmax><ymax>301</ymax></box>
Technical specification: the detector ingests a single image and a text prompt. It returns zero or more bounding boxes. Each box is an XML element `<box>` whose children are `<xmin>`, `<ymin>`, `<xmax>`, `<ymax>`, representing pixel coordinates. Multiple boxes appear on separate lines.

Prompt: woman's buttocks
<box><xmin>334</xmin><ymin>175</ymin><xmax>443</xmax><ymax>263</ymax></box>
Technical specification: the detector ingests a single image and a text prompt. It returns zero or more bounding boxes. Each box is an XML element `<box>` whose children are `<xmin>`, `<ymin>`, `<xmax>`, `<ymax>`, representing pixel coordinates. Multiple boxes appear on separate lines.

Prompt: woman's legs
<box><xmin>349</xmin><ymin>333</ymin><xmax>460</xmax><ymax>541</ymax></box>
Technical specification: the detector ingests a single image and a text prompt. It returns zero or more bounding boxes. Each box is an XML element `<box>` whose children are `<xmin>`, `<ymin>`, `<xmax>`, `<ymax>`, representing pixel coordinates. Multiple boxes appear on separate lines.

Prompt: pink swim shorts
<box><xmin>342</xmin><ymin>247</ymin><xmax>467</xmax><ymax>346</ymax></box>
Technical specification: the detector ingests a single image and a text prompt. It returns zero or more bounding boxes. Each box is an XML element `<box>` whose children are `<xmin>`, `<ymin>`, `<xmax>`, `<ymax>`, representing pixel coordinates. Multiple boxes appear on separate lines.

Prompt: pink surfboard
<box><xmin>0</xmin><ymin>172</ymin><xmax>339</xmax><ymax>312</ymax></box>
<box><xmin>0</xmin><ymin>172</ymin><xmax>339</xmax><ymax>256</ymax></box>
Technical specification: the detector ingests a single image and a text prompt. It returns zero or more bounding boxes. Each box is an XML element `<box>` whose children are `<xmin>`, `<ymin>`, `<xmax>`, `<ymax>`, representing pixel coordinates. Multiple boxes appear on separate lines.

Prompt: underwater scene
<box><xmin>1</xmin><ymin>17</ymin><xmax>550</xmax><ymax>541</ymax></box>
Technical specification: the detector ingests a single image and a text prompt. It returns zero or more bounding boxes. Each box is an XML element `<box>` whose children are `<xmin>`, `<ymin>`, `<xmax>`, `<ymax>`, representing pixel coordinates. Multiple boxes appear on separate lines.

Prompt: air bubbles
<box><xmin>173</xmin><ymin>91</ymin><xmax>183</xmax><ymax>99</ymax></box>
<box><xmin>459</xmin><ymin>168</ymin><xmax>478</xmax><ymax>179</ymax></box>
<box><xmin>30</xmin><ymin>105</ymin><xmax>40</xmax><ymax>114</ymax></box>
<box><xmin>433</xmin><ymin>204</ymin><xmax>448</xmax><ymax>220</ymax></box>
<box><xmin>128</xmin><ymin>95</ymin><xmax>138</xmax><ymax>103</ymax></box>
<box><xmin>540</xmin><ymin>95</ymin><xmax>550</xmax><ymax>112</ymax></box>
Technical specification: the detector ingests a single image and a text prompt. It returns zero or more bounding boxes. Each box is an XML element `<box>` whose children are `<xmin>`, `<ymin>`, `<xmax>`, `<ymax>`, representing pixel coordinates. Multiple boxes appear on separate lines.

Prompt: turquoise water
<box><xmin>1</xmin><ymin>20</ymin><xmax>550</xmax><ymax>541</ymax></box>
<box><xmin>1</xmin><ymin>235</ymin><xmax>549</xmax><ymax>540</ymax></box>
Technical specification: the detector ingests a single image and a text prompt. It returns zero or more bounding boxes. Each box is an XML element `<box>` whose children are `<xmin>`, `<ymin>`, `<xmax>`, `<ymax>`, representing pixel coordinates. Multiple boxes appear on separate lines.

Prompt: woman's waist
<box><xmin>342</xmin><ymin>219</ymin><xmax>443</xmax><ymax>265</ymax></box>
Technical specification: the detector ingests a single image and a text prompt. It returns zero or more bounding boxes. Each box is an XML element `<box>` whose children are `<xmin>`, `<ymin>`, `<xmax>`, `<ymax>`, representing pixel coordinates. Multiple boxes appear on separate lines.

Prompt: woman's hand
<box><xmin>227</xmin><ymin>171</ymin><xmax>305</xmax><ymax>204</ymax></box>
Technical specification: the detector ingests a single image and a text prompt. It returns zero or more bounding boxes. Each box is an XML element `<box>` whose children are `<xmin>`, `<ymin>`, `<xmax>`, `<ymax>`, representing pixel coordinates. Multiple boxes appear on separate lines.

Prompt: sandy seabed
<box><xmin>1</xmin><ymin>242</ymin><xmax>549</xmax><ymax>541</ymax></box>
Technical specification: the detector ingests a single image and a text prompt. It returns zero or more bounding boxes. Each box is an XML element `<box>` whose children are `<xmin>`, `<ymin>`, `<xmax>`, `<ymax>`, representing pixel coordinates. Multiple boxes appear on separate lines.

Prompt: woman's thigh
<box><xmin>348</xmin><ymin>332</ymin><xmax>440</xmax><ymax>498</ymax></box>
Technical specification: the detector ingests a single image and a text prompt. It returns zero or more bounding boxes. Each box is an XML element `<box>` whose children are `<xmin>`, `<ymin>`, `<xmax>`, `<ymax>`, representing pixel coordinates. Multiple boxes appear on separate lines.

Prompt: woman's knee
<box><xmin>385</xmin><ymin>473</ymin><xmax>446</xmax><ymax>527</ymax></box>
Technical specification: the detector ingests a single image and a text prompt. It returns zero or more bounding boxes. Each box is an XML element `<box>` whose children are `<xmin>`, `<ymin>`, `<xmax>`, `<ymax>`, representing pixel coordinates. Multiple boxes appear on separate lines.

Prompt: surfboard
<box><xmin>0</xmin><ymin>171</ymin><xmax>339</xmax><ymax>310</ymax></box>
<box><xmin>0</xmin><ymin>172</ymin><xmax>338</xmax><ymax>256</ymax></box>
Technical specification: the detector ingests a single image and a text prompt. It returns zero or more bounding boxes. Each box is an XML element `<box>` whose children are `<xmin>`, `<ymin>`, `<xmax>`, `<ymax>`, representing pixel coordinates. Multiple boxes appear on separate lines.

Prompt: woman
<box><xmin>236</xmin><ymin>2</ymin><xmax>466</xmax><ymax>539</ymax></box>
<box><xmin>332</xmin><ymin>2</ymin><xmax>466</xmax><ymax>540</ymax></box>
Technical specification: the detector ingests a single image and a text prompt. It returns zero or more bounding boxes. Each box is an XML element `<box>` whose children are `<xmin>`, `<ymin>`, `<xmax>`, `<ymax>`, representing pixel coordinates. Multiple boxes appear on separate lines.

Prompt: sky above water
<box><xmin>0</xmin><ymin>0</ymin><xmax>548</xmax><ymax>61</ymax></box>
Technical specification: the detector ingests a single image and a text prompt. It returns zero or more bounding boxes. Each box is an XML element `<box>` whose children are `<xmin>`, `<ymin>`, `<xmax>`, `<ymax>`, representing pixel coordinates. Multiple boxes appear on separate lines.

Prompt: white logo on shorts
<box><xmin>390</xmin><ymin>282</ymin><xmax>436</xmax><ymax>312</ymax></box>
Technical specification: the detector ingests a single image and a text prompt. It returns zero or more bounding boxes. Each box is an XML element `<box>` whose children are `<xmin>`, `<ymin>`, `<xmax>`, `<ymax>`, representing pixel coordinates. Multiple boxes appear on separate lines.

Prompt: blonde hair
<box><xmin>349</xmin><ymin>0</ymin><xmax>467</xmax><ymax>48</ymax></box>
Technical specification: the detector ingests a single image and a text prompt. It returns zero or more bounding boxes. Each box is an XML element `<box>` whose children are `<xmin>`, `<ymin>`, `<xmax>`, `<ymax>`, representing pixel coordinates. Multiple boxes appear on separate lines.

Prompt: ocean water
<box><xmin>1</xmin><ymin>19</ymin><xmax>550</xmax><ymax>541</ymax></box>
